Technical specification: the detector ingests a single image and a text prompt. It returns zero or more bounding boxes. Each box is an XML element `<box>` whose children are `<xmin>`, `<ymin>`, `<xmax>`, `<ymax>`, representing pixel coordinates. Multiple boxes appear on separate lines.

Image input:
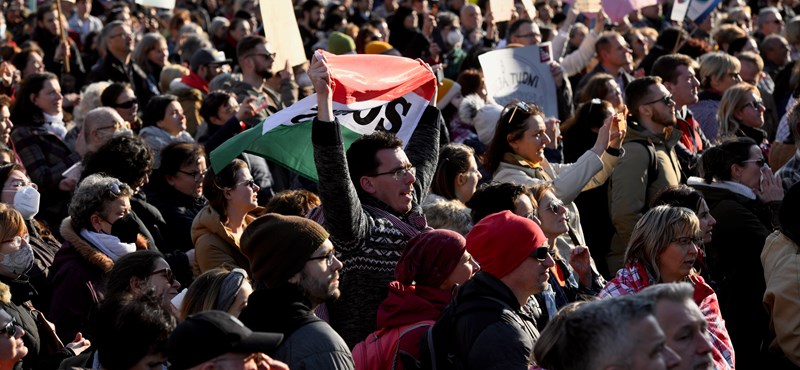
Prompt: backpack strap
<box><xmin>390</xmin><ymin>321</ymin><xmax>436</xmax><ymax>370</ymax></box>
<box><xmin>630</xmin><ymin>139</ymin><xmax>658</xmax><ymax>189</ymax></box>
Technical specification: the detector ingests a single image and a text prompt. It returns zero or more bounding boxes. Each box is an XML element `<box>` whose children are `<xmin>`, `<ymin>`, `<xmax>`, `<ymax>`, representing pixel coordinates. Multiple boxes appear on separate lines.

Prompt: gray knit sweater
<box><xmin>310</xmin><ymin>106</ymin><xmax>442</xmax><ymax>346</ymax></box>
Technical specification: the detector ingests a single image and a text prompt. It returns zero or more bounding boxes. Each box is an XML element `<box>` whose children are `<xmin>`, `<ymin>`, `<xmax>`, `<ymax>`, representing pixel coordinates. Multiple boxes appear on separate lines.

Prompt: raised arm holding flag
<box><xmin>307</xmin><ymin>52</ymin><xmax>442</xmax><ymax>347</ymax></box>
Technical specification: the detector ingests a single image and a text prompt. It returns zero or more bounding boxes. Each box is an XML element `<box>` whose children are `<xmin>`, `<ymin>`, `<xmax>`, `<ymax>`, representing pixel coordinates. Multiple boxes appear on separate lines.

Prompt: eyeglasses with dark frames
<box><xmin>308</xmin><ymin>250</ymin><xmax>335</xmax><ymax>266</ymax></box>
<box><xmin>0</xmin><ymin>319</ymin><xmax>17</xmax><ymax>337</ymax></box>
<box><xmin>178</xmin><ymin>169</ymin><xmax>208</xmax><ymax>182</ymax></box>
<box><xmin>641</xmin><ymin>94</ymin><xmax>675</xmax><ymax>107</ymax></box>
<box><xmin>530</xmin><ymin>246</ymin><xmax>549</xmax><ymax>262</ymax></box>
<box><xmin>743</xmin><ymin>100</ymin><xmax>765</xmax><ymax>110</ymax></box>
<box><xmin>370</xmin><ymin>166</ymin><xmax>416</xmax><ymax>181</ymax></box>
<box><xmin>149</xmin><ymin>268</ymin><xmax>176</xmax><ymax>284</ymax></box>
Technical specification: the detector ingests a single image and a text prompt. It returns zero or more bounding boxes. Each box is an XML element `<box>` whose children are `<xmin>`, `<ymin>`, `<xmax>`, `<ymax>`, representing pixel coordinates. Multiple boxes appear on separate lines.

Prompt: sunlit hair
<box><xmin>717</xmin><ymin>82</ymin><xmax>760</xmax><ymax>137</ymax></box>
<box><xmin>482</xmin><ymin>100</ymin><xmax>543</xmax><ymax>174</ymax></box>
<box><xmin>624</xmin><ymin>205</ymin><xmax>700</xmax><ymax>282</ymax></box>
<box><xmin>0</xmin><ymin>203</ymin><xmax>25</xmax><ymax>243</ymax></box>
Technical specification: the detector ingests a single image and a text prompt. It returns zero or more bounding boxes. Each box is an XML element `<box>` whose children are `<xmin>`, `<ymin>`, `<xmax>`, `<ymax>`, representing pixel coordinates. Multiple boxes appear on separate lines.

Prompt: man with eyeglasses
<box><xmin>169</xmin><ymin>311</ymin><xmax>287</xmax><ymax>370</ymax></box>
<box><xmin>238</xmin><ymin>213</ymin><xmax>354</xmax><ymax>370</ymax></box>
<box><xmin>432</xmin><ymin>210</ymin><xmax>553</xmax><ymax>370</ymax></box>
<box><xmin>307</xmin><ymin>53</ymin><xmax>441</xmax><ymax>346</ymax></box>
<box><xmin>74</xmin><ymin>107</ymin><xmax>131</xmax><ymax>159</ymax></box>
<box><xmin>607</xmin><ymin>76</ymin><xmax>683</xmax><ymax>274</ymax></box>
<box><xmin>87</xmin><ymin>20</ymin><xmax>157</xmax><ymax>108</ymax></box>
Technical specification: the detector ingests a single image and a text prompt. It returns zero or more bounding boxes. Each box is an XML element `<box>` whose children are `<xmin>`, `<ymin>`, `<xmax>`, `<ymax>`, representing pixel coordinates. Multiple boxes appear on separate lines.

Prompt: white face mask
<box><xmin>446</xmin><ymin>29</ymin><xmax>463</xmax><ymax>49</ymax></box>
<box><xmin>3</xmin><ymin>186</ymin><xmax>40</xmax><ymax>220</ymax></box>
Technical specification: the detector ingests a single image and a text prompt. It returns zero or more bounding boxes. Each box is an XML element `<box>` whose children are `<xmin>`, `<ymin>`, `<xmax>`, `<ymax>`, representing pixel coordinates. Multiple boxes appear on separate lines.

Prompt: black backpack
<box><xmin>418</xmin><ymin>289</ymin><xmax>522</xmax><ymax>370</ymax></box>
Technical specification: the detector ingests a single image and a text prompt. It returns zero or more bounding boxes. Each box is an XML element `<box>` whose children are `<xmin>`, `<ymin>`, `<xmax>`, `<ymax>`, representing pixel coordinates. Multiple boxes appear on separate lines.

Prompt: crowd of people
<box><xmin>0</xmin><ymin>0</ymin><xmax>796</xmax><ymax>369</ymax></box>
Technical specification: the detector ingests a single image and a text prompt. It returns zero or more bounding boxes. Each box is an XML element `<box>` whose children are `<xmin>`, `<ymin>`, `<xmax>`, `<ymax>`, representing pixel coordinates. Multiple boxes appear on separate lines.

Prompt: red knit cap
<box><xmin>466</xmin><ymin>210</ymin><xmax>547</xmax><ymax>279</ymax></box>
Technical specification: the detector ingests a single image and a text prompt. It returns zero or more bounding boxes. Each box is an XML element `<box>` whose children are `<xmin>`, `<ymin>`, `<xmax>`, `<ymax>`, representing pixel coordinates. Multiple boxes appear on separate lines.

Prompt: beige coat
<box><xmin>762</xmin><ymin>230</ymin><xmax>800</xmax><ymax>366</ymax></box>
<box><xmin>191</xmin><ymin>205</ymin><xmax>259</xmax><ymax>276</ymax></box>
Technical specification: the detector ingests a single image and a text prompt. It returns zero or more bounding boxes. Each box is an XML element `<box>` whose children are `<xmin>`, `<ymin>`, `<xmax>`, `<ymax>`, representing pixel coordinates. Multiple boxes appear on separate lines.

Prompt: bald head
<box><xmin>83</xmin><ymin>107</ymin><xmax>128</xmax><ymax>154</ymax></box>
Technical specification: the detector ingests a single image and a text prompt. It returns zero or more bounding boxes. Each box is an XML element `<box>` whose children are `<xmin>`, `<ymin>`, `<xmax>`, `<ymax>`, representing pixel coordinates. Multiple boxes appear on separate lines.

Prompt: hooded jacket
<box><xmin>608</xmin><ymin>122</ymin><xmax>682</xmax><ymax>273</ymax></box>
<box><xmin>191</xmin><ymin>205</ymin><xmax>257</xmax><ymax>276</ymax></box>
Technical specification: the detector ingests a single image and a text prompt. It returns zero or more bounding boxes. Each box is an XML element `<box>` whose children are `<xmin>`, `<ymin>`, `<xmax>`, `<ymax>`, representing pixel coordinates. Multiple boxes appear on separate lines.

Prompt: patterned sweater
<box><xmin>310</xmin><ymin>106</ymin><xmax>442</xmax><ymax>347</ymax></box>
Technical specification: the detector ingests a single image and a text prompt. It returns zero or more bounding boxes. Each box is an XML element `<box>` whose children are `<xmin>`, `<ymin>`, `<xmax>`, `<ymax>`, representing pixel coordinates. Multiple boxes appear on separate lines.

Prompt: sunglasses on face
<box><xmin>545</xmin><ymin>199</ymin><xmax>567</xmax><ymax>215</ymax></box>
<box><xmin>237</xmin><ymin>179</ymin><xmax>258</xmax><ymax>189</ymax></box>
<box><xmin>111</xmin><ymin>99</ymin><xmax>138</xmax><ymax>109</ymax></box>
<box><xmin>149</xmin><ymin>268</ymin><xmax>175</xmax><ymax>284</ymax></box>
<box><xmin>530</xmin><ymin>246</ymin><xmax>549</xmax><ymax>262</ymax></box>
<box><xmin>641</xmin><ymin>94</ymin><xmax>675</xmax><ymax>107</ymax></box>
<box><xmin>0</xmin><ymin>319</ymin><xmax>17</xmax><ymax>337</ymax></box>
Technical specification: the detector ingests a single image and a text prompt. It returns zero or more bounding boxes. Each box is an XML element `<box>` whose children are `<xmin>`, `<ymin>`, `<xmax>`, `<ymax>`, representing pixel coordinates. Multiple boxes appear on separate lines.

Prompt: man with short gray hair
<box><xmin>76</xmin><ymin>107</ymin><xmax>131</xmax><ymax>158</ymax></box>
<box><xmin>638</xmin><ymin>283</ymin><xmax>717</xmax><ymax>370</ymax></box>
<box><xmin>536</xmin><ymin>295</ymin><xmax>681</xmax><ymax>370</ymax></box>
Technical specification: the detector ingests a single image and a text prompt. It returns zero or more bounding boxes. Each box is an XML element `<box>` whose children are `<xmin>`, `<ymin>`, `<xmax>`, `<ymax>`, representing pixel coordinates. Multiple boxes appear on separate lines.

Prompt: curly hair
<box><xmin>81</xmin><ymin>136</ymin><xmax>154</xmax><ymax>188</ymax></box>
<box><xmin>69</xmin><ymin>174</ymin><xmax>133</xmax><ymax>232</ymax></box>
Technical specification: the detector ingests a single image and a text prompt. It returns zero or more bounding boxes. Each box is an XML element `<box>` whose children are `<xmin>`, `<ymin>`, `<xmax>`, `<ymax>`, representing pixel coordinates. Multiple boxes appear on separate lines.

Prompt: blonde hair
<box><xmin>624</xmin><ymin>205</ymin><xmax>700</xmax><ymax>282</ymax></box>
<box><xmin>159</xmin><ymin>65</ymin><xmax>190</xmax><ymax>93</ymax></box>
<box><xmin>698</xmin><ymin>52</ymin><xmax>741</xmax><ymax>89</ymax></box>
<box><xmin>717</xmin><ymin>83</ymin><xmax>760</xmax><ymax>137</ymax></box>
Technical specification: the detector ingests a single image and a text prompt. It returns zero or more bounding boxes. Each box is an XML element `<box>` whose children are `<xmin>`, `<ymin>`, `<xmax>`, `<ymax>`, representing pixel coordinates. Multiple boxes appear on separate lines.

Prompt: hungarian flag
<box><xmin>209</xmin><ymin>51</ymin><xmax>437</xmax><ymax>182</ymax></box>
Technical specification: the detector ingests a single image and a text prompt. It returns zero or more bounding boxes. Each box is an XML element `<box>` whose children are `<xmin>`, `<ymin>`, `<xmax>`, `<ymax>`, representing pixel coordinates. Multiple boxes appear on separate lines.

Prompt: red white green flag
<box><xmin>209</xmin><ymin>51</ymin><xmax>437</xmax><ymax>181</ymax></box>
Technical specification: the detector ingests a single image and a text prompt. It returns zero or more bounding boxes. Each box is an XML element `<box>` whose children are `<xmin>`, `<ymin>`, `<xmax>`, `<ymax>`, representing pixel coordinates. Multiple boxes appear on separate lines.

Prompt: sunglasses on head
<box><xmin>530</xmin><ymin>246</ymin><xmax>549</xmax><ymax>262</ymax></box>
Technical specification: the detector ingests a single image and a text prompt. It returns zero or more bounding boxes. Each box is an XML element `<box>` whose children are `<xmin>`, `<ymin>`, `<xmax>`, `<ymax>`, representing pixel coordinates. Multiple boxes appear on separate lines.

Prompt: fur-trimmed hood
<box><xmin>59</xmin><ymin>217</ymin><xmax>148</xmax><ymax>273</ymax></box>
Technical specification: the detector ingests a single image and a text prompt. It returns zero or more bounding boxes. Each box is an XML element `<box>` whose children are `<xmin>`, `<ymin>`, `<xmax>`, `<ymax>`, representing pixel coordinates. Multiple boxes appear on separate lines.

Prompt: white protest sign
<box><xmin>478</xmin><ymin>44</ymin><xmax>558</xmax><ymax>118</ymax></box>
<box><xmin>260</xmin><ymin>0</ymin><xmax>307</xmax><ymax>67</ymax></box>
<box><xmin>490</xmin><ymin>0</ymin><xmax>516</xmax><ymax>23</ymax></box>
<box><xmin>135</xmin><ymin>0</ymin><xmax>174</xmax><ymax>10</ymax></box>
<box><xmin>671</xmin><ymin>0</ymin><xmax>691</xmax><ymax>22</ymax></box>
<box><xmin>573</xmin><ymin>0</ymin><xmax>602</xmax><ymax>13</ymax></box>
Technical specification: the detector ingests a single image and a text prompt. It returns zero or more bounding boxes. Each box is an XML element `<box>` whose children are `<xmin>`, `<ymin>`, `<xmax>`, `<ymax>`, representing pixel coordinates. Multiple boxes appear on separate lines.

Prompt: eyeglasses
<box><xmin>1</xmin><ymin>234</ymin><xmax>29</xmax><ymax>248</ymax></box>
<box><xmin>526</xmin><ymin>211</ymin><xmax>541</xmax><ymax>225</ymax></box>
<box><xmin>671</xmin><ymin>236</ymin><xmax>703</xmax><ymax>247</ymax></box>
<box><xmin>641</xmin><ymin>94</ymin><xmax>675</xmax><ymax>107</ymax></box>
<box><xmin>178</xmin><ymin>169</ymin><xmax>208</xmax><ymax>182</ymax></box>
<box><xmin>371</xmin><ymin>166</ymin><xmax>416</xmax><ymax>181</ymax></box>
<box><xmin>744</xmin><ymin>99</ymin><xmax>765</xmax><ymax>110</ymax></box>
<box><xmin>95</xmin><ymin>121</ymin><xmax>131</xmax><ymax>132</ymax></box>
<box><xmin>237</xmin><ymin>179</ymin><xmax>258</xmax><ymax>190</ymax></box>
<box><xmin>530</xmin><ymin>246</ymin><xmax>550</xmax><ymax>262</ymax></box>
<box><xmin>110</xmin><ymin>99</ymin><xmax>138</xmax><ymax>109</ymax></box>
<box><xmin>0</xmin><ymin>319</ymin><xmax>17</xmax><ymax>337</ymax></box>
<box><xmin>149</xmin><ymin>268</ymin><xmax>176</xmax><ymax>284</ymax></box>
<box><xmin>308</xmin><ymin>250</ymin><xmax>335</xmax><ymax>266</ymax></box>
<box><xmin>741</xmin><ymin>158</ymin><xmax>767</xmax><ymax>167</ymax></box>
<box><xmin>545</xmin><ymin>199</ymin><xmax>567</xmax><ymax>215</ymax></box>
<box><xmin>727</xmin><ymin>72</ymin><xmax>742</xmax><ymax>81</ymax></box>
<box><xmin>4</xmin><ymin>179</ymin><xmax>37</xmax><ymax>190</ymax></box>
